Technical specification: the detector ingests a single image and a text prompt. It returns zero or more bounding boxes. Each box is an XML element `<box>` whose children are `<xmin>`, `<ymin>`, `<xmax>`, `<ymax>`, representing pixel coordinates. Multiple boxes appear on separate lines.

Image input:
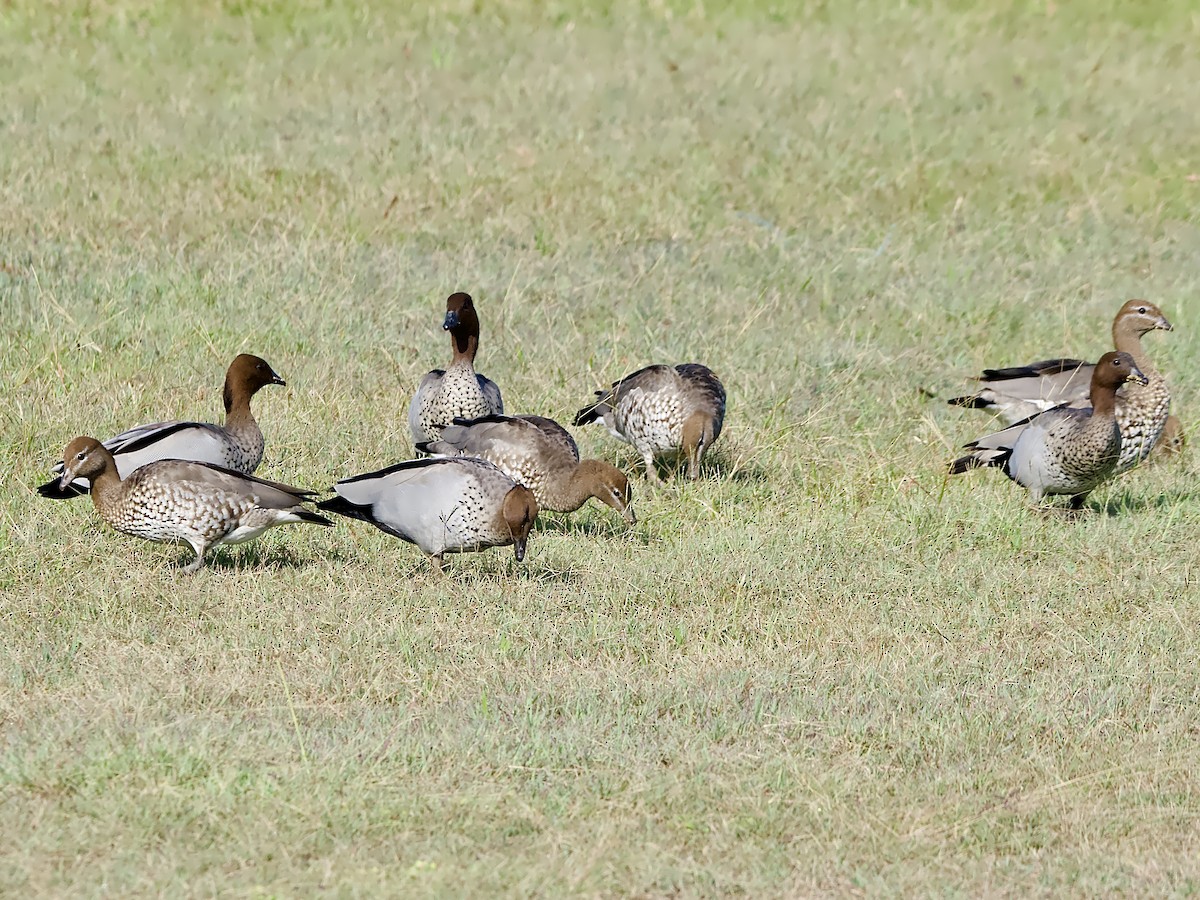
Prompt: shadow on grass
<box><xmin>202</xmin><ymin>543</ymin><xmax>356</xmax><ymax>572</ymax></box>
<box><xmin>445</xmin><ymin>556</ymin><xmax>587</xmax><ymax>585</ymax></box>
<box><xmin>701</xmin><ymin>454</ymin><xmax>772</xmax><ymax>484</ymax></box>
<box><xmin>535</xmin><ymin>513</ymin><xmax>650</xmax><ymax>544</ymax></box>
<box><xmin>1097</xmin><ymin>489</ymin><xmax>1197</xmax><ymax>517</ymax></box>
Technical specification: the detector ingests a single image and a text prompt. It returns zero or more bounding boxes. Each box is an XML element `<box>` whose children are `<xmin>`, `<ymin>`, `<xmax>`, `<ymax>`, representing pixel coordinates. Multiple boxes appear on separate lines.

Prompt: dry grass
<box><xmin>4</xmin><ymin>0</ymin><xmax>1200</xmax><ymax>895</ymax></box>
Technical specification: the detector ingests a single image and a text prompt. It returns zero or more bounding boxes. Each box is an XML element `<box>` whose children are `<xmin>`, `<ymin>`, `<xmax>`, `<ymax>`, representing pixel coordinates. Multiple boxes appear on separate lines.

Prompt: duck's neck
<box><xmin>223</xmin><ymin>381</ymin><xmax>258</xmax><ymax>431</ymax></box>
<box><xmin>553</xmin><ymin>466</ymin><xmax>598</xmax><ymax>513</ymax></box>
<box><xmin>1090</xmin><ymin>381</ymin><xmax>1120</xmax><ymax>419</ymax></box>
<box><xmin>89</xmin><ymin>464</ymin><xmax>125</xmax><ymax>522</ymax></box>
<box><xmin>1112</xmin><ymin>324</ymin><xmax>1153</xmax><ymax>373</ymax></box>
<box><xmin>449</xmin><ymin>331</ymin><xmax>479</xmax><ymax>367</ymax></box>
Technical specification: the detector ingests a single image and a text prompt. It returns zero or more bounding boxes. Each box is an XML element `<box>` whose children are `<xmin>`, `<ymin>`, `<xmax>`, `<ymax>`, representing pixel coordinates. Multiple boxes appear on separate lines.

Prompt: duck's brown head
<box><xmin>224</xmin><ymin>354</ymin><xmax>286</xmax><ymax>413</ymax></box>
<box><xmin>501</xmin><ymin>484</ymin><xmax>538</xmax><ymax>563</ymax></box>
<box><xmin>1113</xmin><ymin>300</ymin><xmax>1172</xmax><ymax>339</ymax></box>
<box><xmin>59</xmin><ymin>436</ymin><xmax>114</xmax><ymax>488</ymax></box>
<box><xmin>443</xmin><ymin>292</ymin><xmax>481</xmax><ymax>357</ymax></box>
<box><xmin>577</xmin><ymin>459</ymin><xmax>636</xmax><ymax>524</ymax></box>
<box><xmin>1093</xmin><ymin>350</ymin><xmax>1148</xmax><ymax>391</ymax></box>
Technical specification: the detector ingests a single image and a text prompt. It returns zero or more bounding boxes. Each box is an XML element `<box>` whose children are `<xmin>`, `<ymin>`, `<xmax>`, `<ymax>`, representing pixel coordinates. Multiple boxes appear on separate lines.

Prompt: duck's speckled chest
<box><xmin>1031</xmin><ymin>416</ymin><xmax>1122</xmax><ymax>494</ymax></box>
<box><xmin>613</xmin><ymin>389</ymin><xmax>687</xmax><ymax>453</ymax></box>
<box><xmin>101</xmin><ymin>473</ymin><xmax>255</xmax><ymax>545</ymax></box>
<box><xmin>222</xmin><ymin>423</ymin><xmax>265</xmax><ymax>473</ymax></box>
<box><xmin>420</xmin><ymin>366</ymin><xmax>495</xmax><ymax>437</ymax></box>
<box><xmin>432</xmin><ymin>475</ymin><xmax>507</xmax><ymax>554</ymax></box>
<box><xmin>1114</xmin><ymin>374</ymin><xmax>1171</xmax><ymax>469</ymax></box>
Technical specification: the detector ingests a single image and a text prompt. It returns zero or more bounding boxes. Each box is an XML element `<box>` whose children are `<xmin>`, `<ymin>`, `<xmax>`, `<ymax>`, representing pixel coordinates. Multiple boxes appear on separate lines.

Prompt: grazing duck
<box><xmin>948</xmin><ymin>300</ymin><xmax>1174</xmax><ymax>469</ymax></box>
<box><xmin>39</xmin><ymin>354</ymin><xmax>286</xmax><ymax>499</ymax></box>
<box><xmin>949</xmin><ymin>351</ymin><xmax>1148</xmax><ymax>508</ymax></box>
<box><xmin>55</xmin><ymin>436</ymin><xmax>331</xmax><ymax>573</ymax></box>
<box><xmin>408</xmin><ymin>292</ymin><xmax>504</xmax><ymax>446</ymax></box>
<box><xmin>573</xmin><ymin>363</ymin><xmax>726</xmax><ymax>482</ymax></box>
<box><xmin>417</xmin><ymin>414</ymin><xmax>635</xmax><ymax>524</ymax></box>
<box><xmin>317</xmin><ymin>457</ymin><xmax>537</xmax><ymax>573</ymax></box>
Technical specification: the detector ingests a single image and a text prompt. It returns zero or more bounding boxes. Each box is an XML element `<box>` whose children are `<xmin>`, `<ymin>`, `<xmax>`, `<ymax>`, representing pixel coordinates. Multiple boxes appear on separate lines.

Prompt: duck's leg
<box><xmin>180</xmin><ymin>539</ymin><xmax>209</xmax><ymax>574</ymax></box>
<box><xmin>428</xmin><ymin>553</ymin><xmax>445</xmax><ymax>576</ymax></box>
<box><xmin>642</xmin><ymin>451</ymin><xmax>661</xmax><ymax>483</ymax></box>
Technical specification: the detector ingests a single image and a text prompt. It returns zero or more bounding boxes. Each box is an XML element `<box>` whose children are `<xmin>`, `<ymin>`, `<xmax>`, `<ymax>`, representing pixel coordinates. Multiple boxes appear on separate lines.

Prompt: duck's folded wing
<box><xmin>478</xmin><ymin>374</ymin><xmax>504</xmax><ymax>415</ymax></box>
<box><xmin>519</xmin><ymin>415</ymin><xmax>579</xmax><ymax>461</ymax></box>
<box><xmin>408</xmin><ymin>370</ymin><xmax>444</xmax><ymax>444</ymax></box>
<box><xmin>949</xmin><ymin>358</ymin><xmax>1093</xmax><ymax>424</ymax></box>
<box><xmin>41</xmin><ymin>420</ymin><xmax>235</xmax><ymax>498</ymax></box>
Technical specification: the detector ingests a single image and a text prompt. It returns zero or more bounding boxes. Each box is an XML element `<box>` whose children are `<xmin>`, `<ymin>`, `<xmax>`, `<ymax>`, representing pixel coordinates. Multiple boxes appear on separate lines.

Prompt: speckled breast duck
<box><xmin>949</xmin><ymin>300</ymin><xmax>1174</xmax><ymax>470</ymax></box>
<box><xmin>573</xmin><ymin>363</ymin><xmax>726</xmax><ymax>482</ymax></box>
<box><xmin>408</xmin><ymin>292</ymin><xmax>504</xmax><ymax>447</ymax></box>
<box><xmin>318</xmin><ymin>457</ymin><xmax>537</xmax><ymax>573</ymax></box>
<box><xmin>950</xmin><ymin>351</ymin><xmax>1148</xmax><ymax>508</ymax></box>
<box><xmin>55</xmin><ymin>436</ymin><xmax>330</xmax><ymax>572</ymax></box>
<box><xmin>418</xmin><ymin>413</ymin><xmax>635</xmax><ymax>524</ymax></box>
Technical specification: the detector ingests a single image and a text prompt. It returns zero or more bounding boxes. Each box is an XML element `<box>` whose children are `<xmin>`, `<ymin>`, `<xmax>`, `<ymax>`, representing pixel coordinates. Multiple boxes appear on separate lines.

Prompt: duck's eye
<box><xmin>1138</xmin><ymin>306</ymin><xmax>1147</xmax><ymax>314</ymax></box>
<box><xmin>76</xmin><ymin>450</ymin><xmax>87</xmax><ymax>460</ymax></box>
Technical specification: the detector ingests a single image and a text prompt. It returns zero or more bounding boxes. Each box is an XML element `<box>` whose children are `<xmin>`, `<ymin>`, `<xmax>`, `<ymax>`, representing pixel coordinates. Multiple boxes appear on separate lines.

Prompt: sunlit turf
<box><xmin>4</xmin><ymin>0</ymin><xmax>1200</xmax><ymax>894</ymax></box>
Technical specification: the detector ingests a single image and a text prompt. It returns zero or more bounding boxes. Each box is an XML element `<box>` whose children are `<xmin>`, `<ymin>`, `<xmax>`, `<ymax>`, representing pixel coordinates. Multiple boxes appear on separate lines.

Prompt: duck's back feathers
<box><xmin>318</xmin><ymin>456</ymin><xmax>535</xmax><ymax>564</ymax></box>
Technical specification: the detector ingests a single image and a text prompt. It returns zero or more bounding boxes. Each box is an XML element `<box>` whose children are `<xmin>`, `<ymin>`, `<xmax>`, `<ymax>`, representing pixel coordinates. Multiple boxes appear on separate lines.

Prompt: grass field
<box><xmin>4</xmin><ymin>0</ymin><xmax>1200</xmax><ymax>894</ymax></box>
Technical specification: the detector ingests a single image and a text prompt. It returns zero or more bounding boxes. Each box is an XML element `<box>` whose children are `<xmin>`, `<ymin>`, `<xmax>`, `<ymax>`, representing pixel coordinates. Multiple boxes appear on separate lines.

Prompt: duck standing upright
<box><xmin>55</xmin><ymin>436</ymin><xmax>331</xmax><ymax>572</ymax></box>
<box><xmin>948</xmin><ymin>300</ymin><xmax>1175</xmax><ymax>468</ymax></box>
<box><xmin>418</xmin><ymin>413</ymin><xmax>635</xmax><ymax>523</ymax></box>
<box><xmin>39</xmin><ymin>354</ymin><xmax>286</xmax><ymax>498</ymax></box>
<box><xmin>950</xmin><ymin>351</ymin><xmax>1148</xmax><ymax>508</ymax></box>
<box><xmin>408</xmin><ymin>292</ymin><xmax>504</xmax><ymax>446</ymax></box>
<box><xmin>574</xmin><ymin>363</ymin><xmax>726</xmax><ymax>482</ymax></box>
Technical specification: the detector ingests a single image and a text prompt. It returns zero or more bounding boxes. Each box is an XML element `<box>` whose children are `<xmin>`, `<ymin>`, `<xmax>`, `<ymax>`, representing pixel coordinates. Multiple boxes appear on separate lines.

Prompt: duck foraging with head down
<box><xmin>317</xmin><ymin>457</ymin><xmax>537</xmax><ymax>574</ymax></box>
<box><xmin>950</xmin><ymin>351</ymin><xmax>1149</xmax><ymax>509</ymax></box>
<box><xmin>417</xmin><ymin>413</ymin><xmax>635</xmax><ymax>524</ymax></box>
<box><xmin>573</xmin><ymin>363</ymin><xmax>726</xmax><ymax>482</ymax></box>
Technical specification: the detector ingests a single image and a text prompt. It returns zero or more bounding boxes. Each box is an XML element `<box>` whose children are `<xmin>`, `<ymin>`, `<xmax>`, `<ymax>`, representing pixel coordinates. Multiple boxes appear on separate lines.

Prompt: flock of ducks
<box><xmin>37</xmin><ymin>295</ymin><xmax>1176</xmax><ymax>573</ymax></box>
<box><xmin>40</xmin><ymin>292</ymin><xmax>727</xmax><ymax>573</ymax></box>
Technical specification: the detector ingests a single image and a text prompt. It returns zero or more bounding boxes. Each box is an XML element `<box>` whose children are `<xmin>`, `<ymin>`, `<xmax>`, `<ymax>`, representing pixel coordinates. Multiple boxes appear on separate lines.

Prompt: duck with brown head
<box><xmin>950</xmin><ymin>351</ymin><xmax>1148</xmax><ymax>509</ymax></box>
<box><xmin>318</xmin><ymin>456</ymin><xmax>537</xmax><ymax>574</ymax></box>
<box><xmin>948</xmin><ymin>300</ymin><xmax>1175</xmax><ymax>468</ymax></box>
<box><xmin>56</xmin><ymin>436</ymin><xmax>331</xmax><ymax>573</ymax></box>
<box><xmin>408</xmin><ymin>292</ymin><xmax>504</xmax><ymax>448</ymax></box>
<box><xmin>573</xmin><ymin>363</ymin><xmax>726</xmax><ymax>483</ymax></box>
<box><xmin>38</xmin><ymin>354</ymin><xmax>286</xmax><ymax>499</ymax></box>
<box><xmin>417</xmin><ymin>413</ymin><xmax>636</xmax><ymax>524</ymax></box>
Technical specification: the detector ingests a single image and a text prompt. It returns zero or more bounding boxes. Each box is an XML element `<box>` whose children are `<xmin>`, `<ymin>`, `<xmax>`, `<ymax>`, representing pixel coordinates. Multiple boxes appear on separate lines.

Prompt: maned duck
<box><xmin>573</xmin><ymin>363</ymin><xmax>726</xmax><ymax>482</ymax></box>
<box><xmin>39</xmin><ymin>354</ymin><xmax>286</xmax><ymax>498</ymax></box>
<box><xmin>948</xmin><ymin>300</ymin><xmax>1174</xmax><ymax>468</ymax></box>
<box><xmin>317</xmin><ymin>457</ymin><xmax>537</xmax><ymax>573</ymax></box>
<box><xmin>417</xmin><ymin>414</ymin><xmax>635</xmax><ymax>524</ymax></box>
<box><xmin>55</xmin><ymin>436</ymin><xmax>331</xmax><ymax>573</ymax></box>
<box><xmin>408</xmin><ymin>292</ymin><xmax>504</xmax><ymax>446</ymax></box>
<box><xmin>949</xmin><ymin>351</ymin><xmax>1148</xmax><ymax>508</ymax></box>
